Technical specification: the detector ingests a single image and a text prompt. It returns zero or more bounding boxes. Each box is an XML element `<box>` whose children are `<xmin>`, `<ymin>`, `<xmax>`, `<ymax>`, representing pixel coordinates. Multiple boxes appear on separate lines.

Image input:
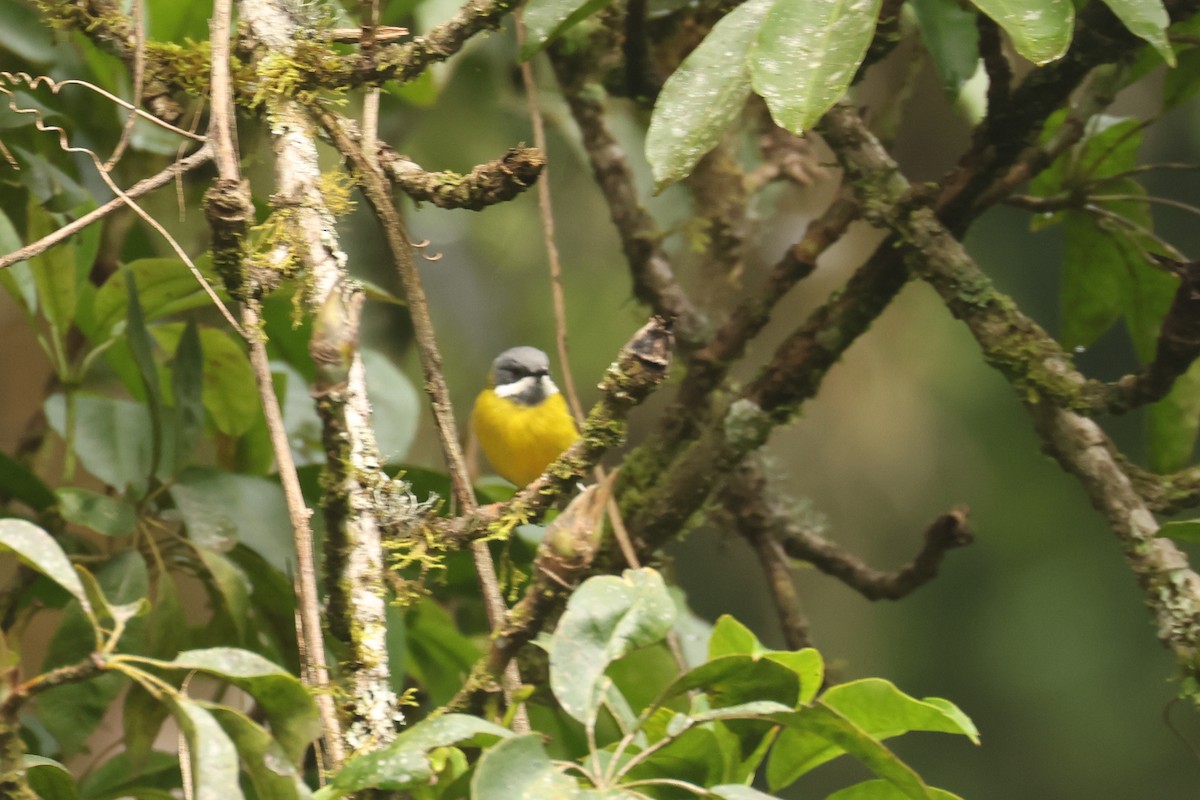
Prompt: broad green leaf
<box><xmin>56</xmin><ymin>487</ymin><xmax>137</xmax><ymax>537</ymax></box>
<box><xmin>911</xmin><ymin>0</ymin><xmax>980</xmax><ymax>94</ymax></box>
<box><xmin>363</xmin><ymin>347</ymin><xmax>420</xmax><ymax>460</ymax></box>
<box><xmin>167</xmin><ymin>697</ymin><xmax>245</xmax><ymax>800</ymax></box>
<box><xmin>520</xmin><ymin>0</ymin><xmax>613</xmax><ymax>58</ymax></box>
<box><xmin>827</xmin><ymin>780</ymin><xmax>964</xmax><ymax>800</ymax></box>
<box><xmin>170</xmin><ymin>467</ymin><xmax>294</xmax><ymax>571</ymax></box>
<box><xmin>660</xmin><ymin>654</ymin><xmax>801</xmax><ymax>710</ymax></box>
<box><xmin>172</xmin><ymin>319</ymin><xmax>205</xmax><ymax>466</ymax></box>
<box><xmin>25</xmin><ymin>755</ymin><xmax>80</xmax><ymax>800</ymax></box>
<box><xmin>1158</xmin><ymin>518</ymin><xmax>1200</xmax><ymax>541</ymax></box>
<box><xmin>0</xmin><ymin>449</ymin><xmax>56</xmax><ymax>511</ymax></box>
<box><xmin>46</xmin><ymin>393</ymin><xmax>154</xmax><ymax>493</ymax></box>
<box><xmin>206</xmin><ymin>704</ymin><xmax>313</xmax><ymax>800</ymax></box>
<box><xmin>92</xmin><ymin>258</ymin><xmax>224</xmax><ymax>339</ymax></box>
<box><xmin>1059</xmin><ymin>210</ymin><xmax>1126</xmax><ymax>351</ymax></box>
<box><xmin>968</xmin><ymin>0</ymin><xmax>1073</xmax><ymax>64</ymax></box>
<box><xmin>1100</xmin><ymin>0</ymin><xmax>1173</xmax><ymax>65</ymax></box>
<box><xmin>151</xmin><ymin>323</ymin><xmax>259</xmax><ymax>437</ymax></box>
<box><xmin>708</xmin><ymin>614</ymin><xmax>763</xmax><ymax>659</ymax></box>
<box><xmin>645</xmin><ymin>0</ymin><xmax>774</xmax><ymax>189</ymax></box>
<box><xmin>76</xmin><ymin>750</ymin><xmax>182</xmax><ymax>799</ymax></box>
<box><xmin>1148</xmin><ymin>359</ymin><xmax>1200</xmax><ymax>471</ymax></box>
<box><xmin>1163</xmin><ymin>48</ymin><xmax>1200</xmax><ymax>108</ymax></box>
<box><xmin>125</xmin><ymin>276</ymin><xmax>166</xmax><ymax>469</ymax></box>
<box><xmin>624</xmin><ymin>722</ymin><xmax>734</xmax><ymax>790</ymax></box>
<box><xmin>0</xmin><ymin>207</ymin><xmax>38</xmax><ymax>313</ymax></box>
<box><xmin>314</xmin><ymin>714</ymin><xmax>512</xmax><ymax>798</ymax></box>
<box><xmin>766</xmin><ymin>649</ymin><xmax>825</xmax><ymax>705</ymax></box>
<box><xmin>165</xmin><ymin>648</ymin><xmax>320</xmax><ymax>766</ymax></box>
<box><xmin>27</xmin><ymin>200</ymin><xmax>80</xmax><ymax>339</ymax></box>
<box><xmin>766</xmin><ymin>680</ymin><xmax>977</xmax><ymax>790</ymax></box>
<box><xmin>749</xmin><ymin>0</ymin><xmax>881</xmax><ymax>135</ymax></box>
<box><xmin>550</xmin><ymin>568</ymin><xmax>677</xmax><ymax>723</ymax></box>
<box><xmin>0</xmin><ymin>518</ymin><xmax>89</xmax><ymax>607</ymax></box>
<box><xmin>196</xmin><ymin>546</ymin><xmax>251</xmax><ymax>646</ymax></box>
<box><xmin>471</xmin><ymin>734</ymin><xmax>579</xmax><ymax>800</ymax></box>
<box><xmin>767</xmin><ymin>703</ymin><xmax>932</xmax><ymax>797</ymax></box>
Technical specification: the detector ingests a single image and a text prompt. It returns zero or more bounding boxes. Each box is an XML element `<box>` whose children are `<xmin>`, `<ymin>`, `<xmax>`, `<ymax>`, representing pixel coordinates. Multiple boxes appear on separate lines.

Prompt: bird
<box><xmin>471</xmin><ymin>346</ymin><xmax>580</xmax><ymax>487</ymax></box>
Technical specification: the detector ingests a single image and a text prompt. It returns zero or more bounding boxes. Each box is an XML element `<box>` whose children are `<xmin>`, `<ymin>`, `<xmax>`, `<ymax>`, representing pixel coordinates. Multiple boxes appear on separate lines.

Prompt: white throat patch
<box><xmin>495</xmin><ymin>375</ymin><xmax>560</xmax><ymax>401</ymax></box>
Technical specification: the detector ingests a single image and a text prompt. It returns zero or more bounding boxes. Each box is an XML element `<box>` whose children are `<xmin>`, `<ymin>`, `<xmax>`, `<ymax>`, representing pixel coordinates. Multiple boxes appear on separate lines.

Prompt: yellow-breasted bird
<box><xmin>471</xmin><ymin>346</ymin><xmax>580</xmax><ymax>487</ymax></box>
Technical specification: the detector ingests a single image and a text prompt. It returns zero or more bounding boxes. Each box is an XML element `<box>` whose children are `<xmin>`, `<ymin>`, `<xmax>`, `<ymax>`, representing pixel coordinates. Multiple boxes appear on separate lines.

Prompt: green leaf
<box><xmin>768</xmin><ymin>703</ymin><xmax>932</xmax><ymax>797</ymax></box>
<box><xmin>363</xmin><ymin>347</ymin><xmax>420</xmax><ymax>460</ymax></box>
<box><xmin>1157</xmin><ymin>519</ymin><xmax>1200</xmax><ymax>542</ymax></box>
<box><xmin>0</xmin><ymin>206</ymin><xmax>38</xmax><ymax>313</ymax></box>
<box><xmin>471</xmin><ymin>734</ymin><xmax>579</xmax><ymax>799</ymax></box>
<box><xmin>196</xmin><ymin>546</ymin><xmax>251</xmax><ymax>646</ymax></box>
<box><xmin>766</xmin><ymin>649</ymin><xmax>825</xmax><ymax>705</ymax></box>
<box><xmin>46</xmin><ymin>393</ymin><xmax>154</xmax><ymax>493</ymax></box>
<box><xmin>0</xmin><ymin>518</ymin><xmax>89</xmax><ymax>608</ymax></box>
<box><xmin>164</xmin><ymin>648</ymin><xmax>321</xmax><ymax>766</ymax></box>
<box><xmin>170</xmin><ymin>467</ymin><xmax>294</xmax><ymax>572</ymax></box>
<box><xmin>25</xmin><ymin>755</ymin><xmax>80</xmax><ymax>800</ymax></box>
<box><xmin>749</xmin><ymin>0</ymin><xmax>881</xmax><ymax>134</ymax></box>
<box><xmin>0</xmin><ymin>449</ymin><xmax>57</xmax><ymax>511</ymax></box>
<box><xmin>206</xmin><ymin>704</ymin><xmax>314</xmax><ymax>800</ymax></box>
<box><xmin>1059</xmin><ymin>210</ymin><xmax>1127</xmax><ymax>351</ymax></box>
<box><xmin>0</xmin><ymin>0</ymin><xmax>57</xmax><ymax>62</ymax></box>
<box><xmin>314</xmin><ymin>714</ymin><xmax>512</xmax><ymax>798</ymax></box>
<box><xmin>826</xmin><ymin>781</ymin><xmax>964</xmax><ymax>800</ymax></box>
<box><xmin>766</xmin><ymin>680</ymin><xmax>977</xmax><ymax>790</ymax></box>
<box><xmin>124</xmin><ymin>681</ymin><xmax>172</xmax><ymax>771</ymax></box>
<box><xmin>520</xmin><ymin>0</ymin><xmax>614</xmax><ymax>58</ymax></box>
<box><xmin>660</xmin><ymin>654</ymin><xmax>801</xmax><ymax>710</ymax></box>
<box><xmin>76</xmin><ymin>750</ymin><xmax>182</xmax><ymax>798</ymax></box>
<box><xmin>56</xmin><ymin>487</ymin><xmax>138</xmax><ymax>537</ymax></box>
<box><xmin>91</xmin><ymin>258</ymin><xmax>224</xmax><ymax>340</ymax></box>
<box><xmin>967</xmin><ymin>0</ymin><xmax>1073</xmax><ymax>64</ymax></box>
<box><xmin>1099</xmin><ymin>0</ymin><xmax>1173</xmax><ymax>66</ymax></box>
<box><xmin>645</xmin><ymin>0</ymin><xmax>774</xmax><ymax>189</ymax></box>
<box><xmin>27</xmin><ymin>200</ymin><xmax>81</xmax><ymax>339</ymax></box>
<box><xmin>167</xmin><ymin>697</ymin><xmax>246</xmax><ymax>800</ymax></box>
<box><xmin>151</xmin><ymin>323</ymin><xmax>259</xmax><ymax>437</ymax></box>
<box><xmin>550</xmin><ymin>568</ymin><xmax>677</xmax><ymax>723</ymax></box>
<box><xmin>911</xmin><ymin>0</ymin><xmax>980</xmax><ymax>94</ymax></box>
<box><xmin>1147</xmin><ymin>359</ymin><xmax>1200</xmax><ymax>471</ymax></box>
<box><xmin>708</xmin><ymin>614</ymin><xmax>763</xmax><ymax>659</ymax></box>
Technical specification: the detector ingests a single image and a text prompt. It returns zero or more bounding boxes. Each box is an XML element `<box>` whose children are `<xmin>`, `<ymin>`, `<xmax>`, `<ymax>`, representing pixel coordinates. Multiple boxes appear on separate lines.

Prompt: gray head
<box><xmin>490</xmin><ymin>346</ymin><xmax>558</xmax><ymax>405</ymax></box>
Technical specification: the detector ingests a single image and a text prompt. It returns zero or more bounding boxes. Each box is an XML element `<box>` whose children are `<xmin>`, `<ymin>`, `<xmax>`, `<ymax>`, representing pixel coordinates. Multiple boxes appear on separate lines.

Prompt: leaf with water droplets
<box><xmin>549</xmin><ymin>567</ymin><xmax>677</xmax><ymax>724</ymax></box>
<box><xmin>472</xmin><ymin>735</ymin><xmax>580</xmax><ymax>799</ymax></box>
<box><xmin>646</xmin><ymin>0</ymin><xmax>774</xmax><ymax>189</ymax></box>
<box><xmin>312</xmin><ymin>715</ymin><xmax>513</xmax><ymax>799</ymax></box>
<box><xmin>0</xmin><ymin>518</ymin><xmax>90</xmax><ymax>611</ymax></box>
<box><xmin>749</xmin><ymin>0</ymin><xmax>881</xmax><ymax>135</ymax></box>
<box><xmin>967</xmin><ymin>0</ymin><xmax>1073</xmax><ymax>65</ymax></box>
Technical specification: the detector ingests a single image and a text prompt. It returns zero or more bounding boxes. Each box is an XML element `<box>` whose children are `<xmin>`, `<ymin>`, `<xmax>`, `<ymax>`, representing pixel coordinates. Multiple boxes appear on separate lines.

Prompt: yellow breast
<box><xmin>471</xmin><ymin>389</ymin><xmax>580</xmax><ymax>486</ymax></box>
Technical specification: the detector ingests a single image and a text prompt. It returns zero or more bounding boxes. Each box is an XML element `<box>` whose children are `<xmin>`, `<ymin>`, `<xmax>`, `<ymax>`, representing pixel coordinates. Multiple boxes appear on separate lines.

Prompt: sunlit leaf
<box><xmin>92</xmin><ymin>258</ymin><xmax>224</xmax><ymax>340</ymax></box>
<box><xmin>0</xmin><ymin>518</ymin><xmax>89</xmax><ymax>608</ymax></box>
<box><xmin>313</xmin><ymin>714</ymin><xmax>512</xmax><ymax>798</ymax></box>
<box><xmin>471</xmin><ymin>734</ymin><xmax>579</xmax><ymax>799</ymax></box>
<box><xmin>167</xmin><ymin>697</ymin><xmax>245</xmax><ymax>800</ymax></box>
<box><xmin>968</xmin><ymin>0</ymin><xmax>1073</xmax><ymax>64</ymax></box>
<box><xmin>46</xmin><ymin>393</ymin><xmax>154</xmax><ymax>493</ymax></box>
<box><xmin>27</xmin><ymin>200</ymin><xmax>80</xmax><ymax>339</ymax></box>
<box><xmin>645</xmin><ymin>0</ymin><xmax>774</xmax><ymax>189</ymax></box>
<box><xmin>550</xmin><ymin>568</ymin><xmax>677</xmax><ymax>723</ymax></box>
<box><xmin>749</xmin><ymin>0</ymin><xmax>881</xmax><ymax>134</ymax></box>
<box><xmin>1100</xmin><ymin>0</ymin><xmax>1173</xmax><ymax>66</ymax></box>
<box><xmin>165</xmin><ymin>648</ymin><xmax>321</xmax><ymax>766</ymax></box>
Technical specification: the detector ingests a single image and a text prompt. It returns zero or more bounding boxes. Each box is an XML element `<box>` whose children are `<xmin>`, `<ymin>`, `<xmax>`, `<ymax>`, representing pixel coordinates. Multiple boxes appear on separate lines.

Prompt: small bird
<box><xmin>471</xmin><ymin>346</ymin><xmax>580</xmax><ymax>487</ymax></box>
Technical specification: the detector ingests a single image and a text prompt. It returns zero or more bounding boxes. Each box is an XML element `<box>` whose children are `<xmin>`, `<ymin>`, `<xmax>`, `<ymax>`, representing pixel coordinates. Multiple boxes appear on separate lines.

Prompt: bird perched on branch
<box><xmin>471</xmin><ymin>346</ymin><xmax>580</xmax><ymax>487</ymax></box>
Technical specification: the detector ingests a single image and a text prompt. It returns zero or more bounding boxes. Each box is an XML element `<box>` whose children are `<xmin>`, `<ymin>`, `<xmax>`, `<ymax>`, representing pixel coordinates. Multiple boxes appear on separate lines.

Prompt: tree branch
<box><xmin>378</xmin><ymin>144</ymin><xmax>545</xmax><ymax>210</ymax></box>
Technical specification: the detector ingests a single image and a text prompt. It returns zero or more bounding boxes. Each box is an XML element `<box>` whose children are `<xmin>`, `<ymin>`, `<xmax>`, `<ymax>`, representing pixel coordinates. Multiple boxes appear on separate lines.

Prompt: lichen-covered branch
<box><xmin>378</xmin><ymin>144</ymin><xmax>545</xmax><ymax>210</ymax></box>
<box><xmin>1030</xmin><ymin>404</ymin><xmax>1200</xmax><ymax>695</ymax></box>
